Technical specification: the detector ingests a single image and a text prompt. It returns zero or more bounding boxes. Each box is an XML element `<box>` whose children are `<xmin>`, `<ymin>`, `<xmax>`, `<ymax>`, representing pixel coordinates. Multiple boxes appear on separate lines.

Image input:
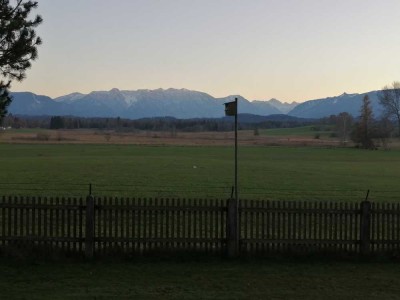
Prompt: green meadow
<box><xmin>1</xmin><ymin>143</ymin><xmax>400</xmax><ymax>299</ymax></box>
<box><xmin>260</xmin><ymin>125</ymin><xmax>334</xmax><ymax>138</ymax></box>
<box><xmin>1</xmin><ymin>144</ymin><xmax>399</xmax><ymax>202</ymax></box>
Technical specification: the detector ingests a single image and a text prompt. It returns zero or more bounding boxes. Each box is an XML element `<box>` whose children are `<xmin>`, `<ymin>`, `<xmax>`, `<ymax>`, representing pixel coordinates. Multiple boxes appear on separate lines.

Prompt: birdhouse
<box><xmin>224</xmin><ymin>100</ymin><xmax>237</xmax><ymax>116</ymax></box>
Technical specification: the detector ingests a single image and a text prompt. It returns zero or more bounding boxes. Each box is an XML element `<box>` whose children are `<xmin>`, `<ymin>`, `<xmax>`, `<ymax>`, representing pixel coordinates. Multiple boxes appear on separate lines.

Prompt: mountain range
<box><xmin>7</xmin><ymin>88</ymin><xmax>383</xmax><ymax>120</ymax></box>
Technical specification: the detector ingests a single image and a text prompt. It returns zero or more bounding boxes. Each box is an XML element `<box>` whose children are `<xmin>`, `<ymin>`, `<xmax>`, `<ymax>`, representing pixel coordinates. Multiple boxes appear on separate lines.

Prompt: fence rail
<box><xmin>0</xmin><ymin>195</ymin><xmax>400</xmax><ymax>257</ymax></box>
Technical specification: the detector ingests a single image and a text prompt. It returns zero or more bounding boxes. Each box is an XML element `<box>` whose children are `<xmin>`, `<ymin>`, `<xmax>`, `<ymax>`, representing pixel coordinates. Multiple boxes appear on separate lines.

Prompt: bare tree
<box><xmin>379</xmin><ymin>81</ymin><xmax>400</xmax><ymax>136</ymax></box>
<box><xmin>335</xmin><ymin>112</ymin><xmax>353</xmax><ymax>145</ymax></box>
<box><xmin>375</xmin><ymin>116</ymin><xmax>394</xmax><ymax>150</ymax></box>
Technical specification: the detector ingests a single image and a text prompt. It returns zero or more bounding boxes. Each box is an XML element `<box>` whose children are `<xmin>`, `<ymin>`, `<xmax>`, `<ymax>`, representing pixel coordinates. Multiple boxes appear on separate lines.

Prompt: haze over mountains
<box><xmin>7</xmin><ymin>88</ymin><xmax>383</xmax><ymax>120</ymax></box>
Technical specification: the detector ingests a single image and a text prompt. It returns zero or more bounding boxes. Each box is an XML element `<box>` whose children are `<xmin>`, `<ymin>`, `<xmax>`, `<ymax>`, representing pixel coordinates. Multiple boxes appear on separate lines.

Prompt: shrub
<box><xmin>36</xmin><ymin>132</ymin><xmax>50</xmax><ymax>141</ymax></box>
<box><xmin>104</xmin><ymin>133</ymin><xmax>111</xmax><ymax>142</ymax></box>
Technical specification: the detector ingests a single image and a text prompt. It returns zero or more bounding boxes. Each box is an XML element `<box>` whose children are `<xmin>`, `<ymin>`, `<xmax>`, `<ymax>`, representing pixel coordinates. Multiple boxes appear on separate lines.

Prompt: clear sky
<box><xmin>11</xmin><ymin>0</ymin><xmax>400</xmax><ymax>102</ymax></box>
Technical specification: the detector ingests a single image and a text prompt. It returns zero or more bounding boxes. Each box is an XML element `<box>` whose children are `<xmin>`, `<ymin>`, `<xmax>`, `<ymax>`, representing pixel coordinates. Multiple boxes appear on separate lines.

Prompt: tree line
<box><xmin>320</xmin><ymin>93</ymin><xmax>397</xmax><ymax>149</ymax></box>
<box><xmin>1</xmin><ymin>114</ymin><xmax>314</xmax><ymax>132</ymax></box>
<box><xmin>1</xmin><ymin>105</ymin><xmax>398</xmax><ymax>150</ymax></box>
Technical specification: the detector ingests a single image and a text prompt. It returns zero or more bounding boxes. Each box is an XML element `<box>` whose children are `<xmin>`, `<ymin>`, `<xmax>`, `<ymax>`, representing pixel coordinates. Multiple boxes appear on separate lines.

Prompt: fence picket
<box><xmin>17</xmin><ymin>196</ymin><xmax>21</xmax><ymax>245</ymax></box>
<box><xmin>1</xmin><ymin>196</ymin><xmax>4</xmax><ymax>247</ymax></box>
<box><xmin>133</xmin><ymin>197</ymin><xmax>138</xmax><ymax>253</ymax></box>
<box><xmin>339</xmin><ymin>202</ymin><xmax>343</xmax><ymax>251</ymax></box>
<box><xmin>390</xmin><ymin>203</ymin><xmax>394</xmax><ymax>252</ymax></box>
<box><xmin>43</xmin><ymin>196</ymin><xmax>47</xmax><ymax>251</ymax></box>
<box><xmin>383</xmin><ymin>202</ymin><xmax>387</xmax><ymax>251</ymax></box>
<box><xmin>397</xmin><ymin>203</ymin><xmax>400</xmax><ymax>252</ymax></box>
<box><xmin>7</xmin><ymin>197</ymin><xmax>11</xmax><ymax>247</ymax></box>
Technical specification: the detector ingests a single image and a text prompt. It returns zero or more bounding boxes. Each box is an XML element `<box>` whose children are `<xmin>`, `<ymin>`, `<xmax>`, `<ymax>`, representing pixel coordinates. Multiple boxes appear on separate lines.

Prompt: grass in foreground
<box><xmin>1</xmin><ymin>258</ymin><xmax>400</xmax><ymax>300</ymax></box>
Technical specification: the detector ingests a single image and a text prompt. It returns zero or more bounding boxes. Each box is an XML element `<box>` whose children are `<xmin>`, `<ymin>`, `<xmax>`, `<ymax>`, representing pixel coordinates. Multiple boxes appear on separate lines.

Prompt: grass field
<box><xmin>1</xmin><ymin>143</ymin><xmax>400</xmax><ymax>201</ymax></box>
<box><xmin>260</xmin><ymin>125</ymin><xmax>334</xmax><ymax>138</ymax></box>
<box><xmin>1</xmin><ymin>258</ymin><xmax>400</xmax><ymax>299</ymax></box>
<box><xmin>1</xmin><ymin>141</ymin><xmax>400</xmax><ymax>300</ymax></box>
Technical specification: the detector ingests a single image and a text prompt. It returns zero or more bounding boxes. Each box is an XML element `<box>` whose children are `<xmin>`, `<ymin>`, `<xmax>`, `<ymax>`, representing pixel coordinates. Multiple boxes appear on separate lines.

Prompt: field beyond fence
<box><xmin>1</xmin><ymin>195</ymin><xmax>400</xmax><ymax>258</ymax></box>
<box><xmin>2</xmin><ymin>144</ymin><xmax>400</xmax><ymax>201</ymax></box>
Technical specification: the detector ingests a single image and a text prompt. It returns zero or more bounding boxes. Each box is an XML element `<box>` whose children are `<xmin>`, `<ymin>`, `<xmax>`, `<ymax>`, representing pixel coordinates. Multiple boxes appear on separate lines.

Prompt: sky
<box><xmin>10</xmin><ymin>0</ymin><xmax>400</xmax><ymax>102</ymax></box>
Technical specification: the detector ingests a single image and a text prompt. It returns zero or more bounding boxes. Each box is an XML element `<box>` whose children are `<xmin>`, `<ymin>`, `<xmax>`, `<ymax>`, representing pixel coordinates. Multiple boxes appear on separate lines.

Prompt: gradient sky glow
<box><xmin>11</xmin><ymin>0</ymin><xmax>400</xmax><ymax>102</ymax></box>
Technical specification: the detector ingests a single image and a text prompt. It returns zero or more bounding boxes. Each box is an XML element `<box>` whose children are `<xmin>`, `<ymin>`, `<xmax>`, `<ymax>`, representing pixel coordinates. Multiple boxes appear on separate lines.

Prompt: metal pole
<box><xmin>234</xmin><ymin>97</ymin><xmax>239</xmax><ymax>250</ymax></box>
<box><xmin>235</xmin><ymin>97</ymin><xmax>238</xmax><ymax>205</ymax></box>
<box><xmin>225</xmin><ymin>97</ymin><xmax>239</xmax><ymax>257</ymax></box>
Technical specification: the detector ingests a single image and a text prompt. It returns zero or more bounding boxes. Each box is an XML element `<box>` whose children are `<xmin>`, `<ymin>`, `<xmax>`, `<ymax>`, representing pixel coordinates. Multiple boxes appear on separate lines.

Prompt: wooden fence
<box><xmin>0</xmin><ymin>195</ymin><xmax>400</xmax><ymax>257</ymax></box>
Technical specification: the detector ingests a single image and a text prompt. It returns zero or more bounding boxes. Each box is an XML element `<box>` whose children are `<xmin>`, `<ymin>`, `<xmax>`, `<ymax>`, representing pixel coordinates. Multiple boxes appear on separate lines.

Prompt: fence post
<box><xmin>226</xmin><ymin>198</ymin><xmax>239</xmax><ymax>258</ymax></box>
<box><xmin>360</xmin><ymin>200</ymin><xmax>371</xmax><ymax>255</ymax></box>
<box><xmin>85</xmin><ymin>195</ymin><xmax>95</xmax><ymax>258</ymax></box>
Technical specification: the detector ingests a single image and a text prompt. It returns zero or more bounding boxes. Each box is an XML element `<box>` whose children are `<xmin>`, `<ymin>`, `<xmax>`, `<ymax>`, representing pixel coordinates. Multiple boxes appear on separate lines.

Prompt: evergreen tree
<box><xmin>0</xmin><ymin>88</ymin><xmax>11</xmax><ymax>121</ymax></box>
<box><xmin>0</xmin><ymin>0</ymin><xmax>42</xmax><ymax>122</ymax></box>
<box><xmin>49</xmin><ymin>116</ymin><xmax>65</xmax><ymax>129</ymax></box>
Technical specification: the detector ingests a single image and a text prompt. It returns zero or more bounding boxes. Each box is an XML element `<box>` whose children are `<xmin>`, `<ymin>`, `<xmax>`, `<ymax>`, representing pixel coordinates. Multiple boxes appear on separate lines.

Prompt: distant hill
<box><xmin>8</xmin><ymin>88</ymin><xmax>288</xmax><ymax>119</ymax></box>
<box><xmin>7</xmin><ymin>88</ymin><xmax>387</xmax><ymax>120</ymax></box>
<box><xmin>7</xmin><ymin>92</ymin><xmax>68</xmax><ymax>116</ymax></box>
<box><xmin>264</xmin><ymin>98</ymin><xmax>299</xmax><ymax>114</ymax></box>
<box><xmin>288</xmin><ymin>91</ymin><xmax>383</xmax><ymax>118</ymax></box>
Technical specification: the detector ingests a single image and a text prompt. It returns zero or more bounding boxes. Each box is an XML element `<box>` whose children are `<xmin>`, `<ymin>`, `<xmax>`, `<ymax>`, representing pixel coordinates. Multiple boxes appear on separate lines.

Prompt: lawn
<box><xmin>260</xmin><ymin>125</ymin><xmax>334</xmax><ymax>138</ymax></box>
<box><xmin>0</xmin><ymin>144</ymin><xmax>400</xmax><ymax>201</ymax></box>
<box><xmin>1</xmin><ymin>143</ymin><xmax>400</xmax><ymax>300</ymax></box>
<box><xmin>1</xmin><ymin>258</ymin><xmax>400</xmax><ymax>299</ymax></box>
